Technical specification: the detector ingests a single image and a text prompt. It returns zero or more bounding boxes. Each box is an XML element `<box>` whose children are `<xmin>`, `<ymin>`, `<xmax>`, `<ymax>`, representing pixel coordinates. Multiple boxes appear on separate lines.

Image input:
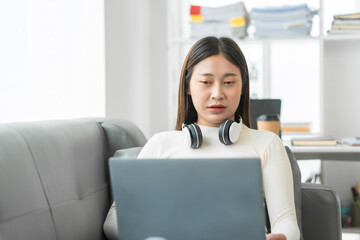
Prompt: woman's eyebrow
<box><xmin>200</xmin><ymin>73</ymin><xmax>214</xmax><ymax>77</ymax></box>
<box><xmin>223</xmin><ymin>73</ymin><xmax>239</xmax><ymax>77</ymax></box>
<box><xmin>199</xmin><ymin>73</ymin><xmax>239</xmax><ymax>77</ymax></box>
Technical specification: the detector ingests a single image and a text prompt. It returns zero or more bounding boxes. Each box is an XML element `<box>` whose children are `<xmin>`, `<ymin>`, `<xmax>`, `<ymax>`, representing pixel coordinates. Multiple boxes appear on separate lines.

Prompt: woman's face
<box><xmin>187</xmin><ymin>53</ymin><xmax>242</xmax><ymax>127</ymax></box>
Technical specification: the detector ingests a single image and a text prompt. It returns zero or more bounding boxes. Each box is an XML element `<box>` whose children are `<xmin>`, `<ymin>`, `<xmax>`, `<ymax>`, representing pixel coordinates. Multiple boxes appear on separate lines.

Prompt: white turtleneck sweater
<box><xmin>138</xmin><ymin>124</ymin><xmax>300</xmax><ymax>240</ymax></box>
<box><xmin>104</xmin><ymin>124</ymin><xmax>300</xmax><ymax>240</ymax></box>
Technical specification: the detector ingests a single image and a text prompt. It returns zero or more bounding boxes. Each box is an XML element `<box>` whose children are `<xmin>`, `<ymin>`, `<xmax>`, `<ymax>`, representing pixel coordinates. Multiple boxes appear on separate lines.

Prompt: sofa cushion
<box><xmin>301</xmin><ymin>183</ymin><xmax>342</xmax><ymax>240</ymax></box>
<box><xmin>0</xmin><ymin>120</ymin><xmax>110</xmax><ymax>240</ymax></box>
<box><xmin>0</xmin><ymin>126</ymin><xmax>57</xmax><ymax>240</ymax></box>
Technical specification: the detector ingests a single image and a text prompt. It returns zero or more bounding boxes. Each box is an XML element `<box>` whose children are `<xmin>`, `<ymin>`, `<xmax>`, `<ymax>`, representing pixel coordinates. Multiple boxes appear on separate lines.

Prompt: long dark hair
<box><xmin>175</xmin><ymin>36</ymin><xmax>251</xmax><ymax>130</ymax></box>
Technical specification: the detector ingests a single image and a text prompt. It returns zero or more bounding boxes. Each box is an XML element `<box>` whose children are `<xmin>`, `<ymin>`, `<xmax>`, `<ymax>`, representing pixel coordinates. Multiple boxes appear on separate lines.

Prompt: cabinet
<box><xmin>167</xmin><ymin>0</ymin><xmax>360</xmax><ymax>139</ymax></box>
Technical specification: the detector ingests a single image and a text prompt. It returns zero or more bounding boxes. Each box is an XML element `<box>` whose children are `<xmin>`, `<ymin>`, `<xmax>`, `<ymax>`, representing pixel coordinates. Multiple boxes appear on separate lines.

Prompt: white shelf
<box><xmin>323</xmin><ymin>34</ymin><xmax>360</xmax><ymax>41</ymax></box>
<box><xmin>343</xmin><ymin>228</ymin><xmax>360</xmax><ymax>234</ymax></box>
<box><xmin>172</xmin><ymin>35</ymin><xmax>321</xmax><ymax>45</ymax></box>
<box><xmin>173</xmin><ymin>33</ymin><xmax>360</xmax><ymax>45</ymax></box>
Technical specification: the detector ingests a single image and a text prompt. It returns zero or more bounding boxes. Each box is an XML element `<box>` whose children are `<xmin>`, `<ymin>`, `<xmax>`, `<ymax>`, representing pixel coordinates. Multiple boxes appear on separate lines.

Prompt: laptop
<box><xmin>109</xmin><ymin>157</ymin><xmax>267</xmax><ymax>240</ymax></box>
<box><xmin>250</xmin><ymin>99</ymin><xmax>281</xmax><ymax>130</ymax></box>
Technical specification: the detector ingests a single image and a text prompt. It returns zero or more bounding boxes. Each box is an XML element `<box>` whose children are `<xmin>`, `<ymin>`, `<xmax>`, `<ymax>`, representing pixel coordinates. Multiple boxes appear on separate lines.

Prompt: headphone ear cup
<box><xmin>219</xmin><ymin>119</ymin><xmax>242</xmax><ymax>145</ymax></box>
<box><xmin>229</xmin><ymin>119</ymin><xmax>242</xmax><ymax>143</ymax></box>
<box><xmin>219</xmin><ymin>120</ymin><xmax>233</xmax><ymax>145</ymax></box>
<box><xmin>183</xmin><ymin>123</ymin><xmax>203</xmax><ymax>149</ymax></box>
<box><xmin>183</xmin><ymin>127</ymin><xmax>192</xmax><ymax>148</ymax></box>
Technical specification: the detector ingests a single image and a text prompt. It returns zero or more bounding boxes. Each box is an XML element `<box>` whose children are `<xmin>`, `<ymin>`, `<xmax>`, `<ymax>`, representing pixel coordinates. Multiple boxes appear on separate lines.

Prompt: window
<box><xmin>0</xmin><ymin>0</ymin><xmax>105</xmax><ymax>122</ymax></box>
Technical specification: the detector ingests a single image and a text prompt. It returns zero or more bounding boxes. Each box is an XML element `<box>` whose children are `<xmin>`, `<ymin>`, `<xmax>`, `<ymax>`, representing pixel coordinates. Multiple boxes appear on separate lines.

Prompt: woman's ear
<box><xmin>186</xmin><ymin>88</ymin><xmax>191</xmax><ymax>95</ymax></box>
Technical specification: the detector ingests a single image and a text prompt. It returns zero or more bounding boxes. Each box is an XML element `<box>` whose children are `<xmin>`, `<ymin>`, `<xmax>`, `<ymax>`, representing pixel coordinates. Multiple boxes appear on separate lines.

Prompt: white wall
<box><xmin>323</xmin><ymin>40</ymin><xmax>360</xmax><ymax>139</ymax></box>
<box><xmin>104</xmin><ymin>0</ymin><xmax>168</xmax><ymax>138</ymax></box>
<box><xmin>321</xmin><ymin>39</ymin><xmax>360</xmax><ymax>207</ymax></box>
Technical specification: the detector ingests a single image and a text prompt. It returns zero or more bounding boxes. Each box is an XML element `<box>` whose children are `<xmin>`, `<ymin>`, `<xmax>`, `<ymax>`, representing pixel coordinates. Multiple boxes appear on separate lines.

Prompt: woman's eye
<box><xmin>200</xmin><ymin>81</ymin><xmax>211</xmax><ymax>85</ymax></box>
<box><xmin>224</xmin><ymin>81</ymin><xmax>235</xmax><ymax>85</ymax></box>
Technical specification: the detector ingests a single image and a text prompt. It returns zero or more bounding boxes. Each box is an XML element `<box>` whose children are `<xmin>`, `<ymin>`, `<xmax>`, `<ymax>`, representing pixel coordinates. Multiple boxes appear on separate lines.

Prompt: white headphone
<box><xmin>182</xmin><ymin>118</ymin><xmax>243</xmax><ymax>149</ymax></box>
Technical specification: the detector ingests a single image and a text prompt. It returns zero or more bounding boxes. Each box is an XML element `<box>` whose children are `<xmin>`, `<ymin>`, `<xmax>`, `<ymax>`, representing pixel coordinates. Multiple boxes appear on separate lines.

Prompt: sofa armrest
<box><xmin>101</xmin><ymin>120</ymin><xmax>147</xmax><ymax>158</ymax></box>
<box><xmin>301</xmin><ymin>183</ymin><xmax>342</xmax><ymax>240</ymax></box>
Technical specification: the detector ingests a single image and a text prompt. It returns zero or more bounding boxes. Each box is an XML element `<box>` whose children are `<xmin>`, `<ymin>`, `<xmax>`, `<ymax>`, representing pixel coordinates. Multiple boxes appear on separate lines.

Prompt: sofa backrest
<box><xmin>0</xmin><ymin>119</ymin><xmax>147</xmax><ymax>240</ymax></box>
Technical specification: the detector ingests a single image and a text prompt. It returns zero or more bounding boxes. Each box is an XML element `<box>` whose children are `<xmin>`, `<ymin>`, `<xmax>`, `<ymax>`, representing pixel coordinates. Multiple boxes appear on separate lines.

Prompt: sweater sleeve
<box><xmin>103</xmin><ymin>134</ymin><xmax>163</xmax><ymax>239</ymax></box>
<box><xmin>103</xmin><ymin>201</ymin><xmax>118</xmax><ymax>240</ymax></box>
<box><xmin>262</xmin><ymin>135</ymin><xmax>300</xmax><ymax>240</ymax></box>
<box><xmin>137</xmin><ymin>133</ymin><xmax>162</xmax><ymax>158</ymax></box>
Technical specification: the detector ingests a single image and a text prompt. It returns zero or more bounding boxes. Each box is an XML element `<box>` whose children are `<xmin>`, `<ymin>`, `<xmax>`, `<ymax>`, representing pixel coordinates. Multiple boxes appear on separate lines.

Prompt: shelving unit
<box><xmin>167</xmin><ymin>0</ymin><xmax>360</xmax><ymax>138</ymax></box>
<box><xmin>167</xmin><ymin>0</ymin><xmax>360</xmax><ymax>235</ymax></box>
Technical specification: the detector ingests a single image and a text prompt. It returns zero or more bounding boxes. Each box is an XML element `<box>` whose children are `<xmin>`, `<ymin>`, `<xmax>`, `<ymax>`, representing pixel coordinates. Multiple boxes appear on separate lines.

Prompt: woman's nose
<box><xmin>211</xmin><ymin>83</ymin><xmax>224</xmax><ymax>99</ymax></box>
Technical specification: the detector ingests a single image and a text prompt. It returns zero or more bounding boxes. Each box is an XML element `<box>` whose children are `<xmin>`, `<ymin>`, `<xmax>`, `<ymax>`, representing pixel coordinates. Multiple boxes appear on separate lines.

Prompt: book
<box><xmin>328</xmin><ymin>12</ymin><xmax>360</xmax><ymax>34</ymax></box>
<box><xmin>332</xmin><ymin>19</ymin><xmax>360</xmax><ymax>25</ymax></box>
<box><xmin>341</xmin><ymin>138</ymin><xmax>360</xmax><ymax>146</ymax></box>
<box><xmin>291</xmin><ymin>136</ymin><xmax>337</xmax><ymax>146</ymax></box>
<box><xmin>334</xmin><ymin>12</ymin><xmax>360</xmax><ymax>20</ymax></box>
<box><xmin>332</xmin><ymin>25</ymin><xmax>360</xmax><ymax>30</ymax></box>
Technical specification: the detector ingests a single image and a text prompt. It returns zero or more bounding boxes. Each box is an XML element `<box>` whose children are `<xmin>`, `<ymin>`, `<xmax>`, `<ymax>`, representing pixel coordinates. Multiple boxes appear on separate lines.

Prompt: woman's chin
<box><xmin>197</xmin><ymin>117</ymin><xmax>231</xmax><ymax>127</ymax></box>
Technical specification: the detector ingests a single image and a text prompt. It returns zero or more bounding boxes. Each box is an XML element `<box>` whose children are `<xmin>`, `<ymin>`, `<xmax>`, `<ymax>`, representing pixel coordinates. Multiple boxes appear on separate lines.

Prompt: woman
<box><xmin>104</xmin><ymin>36</ymin><xmax>300</xmax><ymax>240</ymax></box>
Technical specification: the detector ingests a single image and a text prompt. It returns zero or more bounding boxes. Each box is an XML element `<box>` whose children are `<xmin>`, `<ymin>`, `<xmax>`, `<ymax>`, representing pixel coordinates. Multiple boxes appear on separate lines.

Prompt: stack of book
<box><xmin>189</xmin><ymin>2</ymin><xmax>249</xmax><ymax>39</ymax></box>
<box><xmin>328</xmin><ymin>13</ymin><xmax>360</xmax><ymax>35</ymax></box>
<box><xmin>250</xmin><ymin>3</ymin><xmax>317</xmax><ymax>38</ymax></box>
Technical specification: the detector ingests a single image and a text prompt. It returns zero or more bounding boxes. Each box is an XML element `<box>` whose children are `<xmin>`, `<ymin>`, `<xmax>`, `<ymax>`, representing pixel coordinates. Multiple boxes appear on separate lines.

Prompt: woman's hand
<box><xmin>267</xmin><ymin>233</ymin><xmax>286</xmax><ymax>240</ymax></box>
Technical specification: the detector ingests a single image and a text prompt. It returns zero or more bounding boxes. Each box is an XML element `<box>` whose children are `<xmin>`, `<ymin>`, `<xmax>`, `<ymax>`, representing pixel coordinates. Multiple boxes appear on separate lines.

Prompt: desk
<box><xmin>284</xmin><ymin>142</ymin><xmax>360</xmax><ymax>161</ymax></box>
<box><xmin>284</xmin><ymin>142</ymin><xmax>360</xmax><ymax>235</ymax></box>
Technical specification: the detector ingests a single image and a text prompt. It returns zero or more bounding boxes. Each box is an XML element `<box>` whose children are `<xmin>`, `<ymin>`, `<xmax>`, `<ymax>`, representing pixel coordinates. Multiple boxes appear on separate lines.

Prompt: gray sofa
<box><xmin>0</xmin><ymin>119</ymin><xmax>147</xmax><ymax>240</ymax></box>
<box><xmin>0</xmin><ymin>119</ymin><xmax>342</xmax><ymax>240</ymax></box>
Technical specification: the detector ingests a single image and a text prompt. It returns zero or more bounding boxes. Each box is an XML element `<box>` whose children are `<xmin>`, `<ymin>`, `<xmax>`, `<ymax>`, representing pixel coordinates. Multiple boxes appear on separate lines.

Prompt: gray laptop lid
<box><xmin>109</xmin><ymin>158</ymin><xmax>266</xmax><ymax>240</ymax></box>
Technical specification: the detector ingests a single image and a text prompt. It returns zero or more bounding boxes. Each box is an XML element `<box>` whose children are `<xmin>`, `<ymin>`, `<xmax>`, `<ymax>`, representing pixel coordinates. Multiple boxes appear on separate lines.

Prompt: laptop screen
<box><xmin>109</xmin><ymin>157</ymin><xmax>266</xmax><ymax>240</ymax></box>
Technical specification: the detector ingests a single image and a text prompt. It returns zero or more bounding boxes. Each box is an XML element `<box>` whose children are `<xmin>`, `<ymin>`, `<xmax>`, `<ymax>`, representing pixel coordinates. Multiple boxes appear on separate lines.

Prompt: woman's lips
<box><xmin>208</xmin><ymin>105</ymin><xmax>226</xmax><ymax>113</ymax></box>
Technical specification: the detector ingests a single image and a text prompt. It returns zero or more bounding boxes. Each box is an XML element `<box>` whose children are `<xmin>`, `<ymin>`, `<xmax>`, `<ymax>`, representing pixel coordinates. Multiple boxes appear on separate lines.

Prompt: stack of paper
<box><xmin>250</xmin><ymin>3</ymin><xmax>316</xmax><ymax>38</ymax></box>
<box><xmin>328</xmin><ymin>13</ymin><xmax>360</xmax><ymax>35</ymax></box>
<box><xmin>231</xmin><ymin>16</ymin><xmax>248</xmax><ymax>38</ymax></box>
<box><xmin>190</xmin><ymin>2</ymin><xmax>249</xmax><ymax>39</ymax></box>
